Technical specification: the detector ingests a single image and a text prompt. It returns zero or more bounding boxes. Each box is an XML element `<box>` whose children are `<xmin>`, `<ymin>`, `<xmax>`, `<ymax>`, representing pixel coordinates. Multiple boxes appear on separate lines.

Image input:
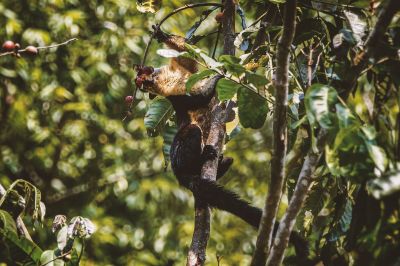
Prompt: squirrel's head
<box><xmin>134</xmin><ymin>65</ymin><xmax>155</xmax><ymax>91</ymax></box>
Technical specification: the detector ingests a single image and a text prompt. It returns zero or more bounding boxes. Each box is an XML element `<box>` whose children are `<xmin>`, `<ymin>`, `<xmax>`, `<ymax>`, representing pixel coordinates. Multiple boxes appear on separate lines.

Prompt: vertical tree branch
<box><xmin>267</xmin><ymin>1</ymin><xmax>399</xmax><ymax>264</ymax></box>
<box><xmin>266</xmin><ymin>130</ymin><xmax>326</xmax><ymax>266</ymax></box>
<box><xmin>186</xmin><ymin>1</ymin><xmax>236</xmax><ymax>265</ymax></box>
<box><xmin>251</xmin><ymin>2</ymin><xmax>297</xmax><ymax>265</ymax></box>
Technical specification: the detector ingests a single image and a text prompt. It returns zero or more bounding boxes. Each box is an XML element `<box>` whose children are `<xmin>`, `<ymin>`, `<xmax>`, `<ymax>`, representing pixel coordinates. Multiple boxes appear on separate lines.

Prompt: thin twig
<box><xmin>77</xmin><ymin>239</ymin><xmax>85</xmax><ymax>263</ymax></box>
<box><xmin>0</xmin><ymin>38</ymin><xmax>78</xmax><ymax>57</ymax></box>
<box><xmin>141</xmin><ymin>3</ymin><xmax>223</xmax><ymax>66</ymax></box>
<box><xmin>211</xmin><ymin>24</ymin><xmax>222</xmax><ymax>59</ymax></box>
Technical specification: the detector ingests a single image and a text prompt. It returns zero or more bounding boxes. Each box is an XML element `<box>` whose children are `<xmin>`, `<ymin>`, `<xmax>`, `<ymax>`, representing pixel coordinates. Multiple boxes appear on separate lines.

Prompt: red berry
<box><xmin>2</xmin><ymin>41</ymin><xmax>15</xmax><ymax>52</ymax></box>
<box><xmin>125</xmin><ymin>95</ymin><xmax>134</xmax><ymax>104</ymax></box>
<box><xmin>25</xmin><ymin>46</ymin><xmax>38</xmax><ymax>55</ymax></box>
<box><xmin>215</xmin><ymin>12</ymin><xmax>224</xmax><ymax>23</ymax></box>
<box><xmin>135</xmin><ymin>76</ymin><xmax>144</xmax><ymax>88</ymax></box>
<box><xmin>141</xmin><ymin>66</ymin><xmax>154</xmax><ymax>75</ymax></box>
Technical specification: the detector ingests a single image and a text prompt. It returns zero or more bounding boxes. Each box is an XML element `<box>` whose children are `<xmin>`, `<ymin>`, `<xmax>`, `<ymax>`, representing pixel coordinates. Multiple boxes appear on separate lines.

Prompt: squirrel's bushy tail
<box><xmin>192</xmin><ymin>178</ymin><xmax>262</xmax><ymax>228</ymax></box>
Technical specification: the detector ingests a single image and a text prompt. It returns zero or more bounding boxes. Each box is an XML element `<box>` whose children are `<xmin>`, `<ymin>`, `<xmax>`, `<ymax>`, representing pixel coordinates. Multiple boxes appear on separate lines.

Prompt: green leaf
<box><xmin>144</xmin><ymin>97</ymin><xmax>174</xmax><ymax>137</ymax></box>
<box><xmin>199</xmin><ymin>53</ymin><xmax>223</xmax><ymax>69</ymax></box>
<box><xmin>185</xmin><ymin>69</ymin><xmax>215</xmax><ymax>92</ymax></box>
<box><xmin>0</xmin><ymin>227</ymin><xmax>43</xmax><ymax>263</ymax></box>
<box><xmin>339</xmin><ymin>199</ymin><xmax>352</xmax><ymax>233</ymax></box>
<box><xmin>237</xmin><ymin>87</ymin><xmax>268</xmax><ymax>129</ymax></box>
<box><xmin>245</xmin><ymin>71</ymin><xmax>268</xmax><ymax>87</ymax></box>
<box><xmin>40</xmin><ymin>250</ymin><xmax>65</xmax><ymax>266</ymax></box>
<box><xmin>311</xmin><ymin>0</ymin><xmax>338</xmax><ymax>12</ymax></box>
<box><xmin>327</xmin><ymin>198</ymin><xmax>352</xmax><ymax>242</ymax></box>
<box><xmin>0</xmin><ymin>210</ymin><xmax>17</xmax><ymax>233</ymax></box>
<box><xmin>57</xmin><ymin>226</ymin><xmax>68</xmax><ymax>251</ymax></box>
<box><xmin>335</xmin><ymin>103</ymin><xmax>357</xmax><ymax>128</ymax></box>
<box><xmin>219</xmin><ymin>55</ymin><xmax>246</xmax><ymax>76</ymax></box>
<box><xmin>305</xmin><ymin>84</ymin><xmax>338</xmax><ymax>129</ymax></box>
<box><xmin>156</xmin><ymin>49</ymin><xmax>181</xmax><ymax>58</ymax></box>
<box><xmin>363</xmin><ymin>141</ymin><xmax>387</xmax><ymax>173</ymax></box>
<box><xmin>162</xmin><ymin>124</ymin><xmax>178</xmax><ymax>168</ymax></box>
<box><xmin>216</xmin><ymin>78</ymin><xmax>242</xmax><ymax>101</ymax></box>
<box><xmin>1</xmin><ymin>179</ymin><xmax>42</xmax><ymax>223</ymax></box>
<box><xmin>344</xmin><ymin>11</ymin><xmax>367</xmax><ymax>45</ymax></box>
<box><xmin>368</xmin><ymin>171</ymin><xmax>400</xmax><ymax>199</ymax></box>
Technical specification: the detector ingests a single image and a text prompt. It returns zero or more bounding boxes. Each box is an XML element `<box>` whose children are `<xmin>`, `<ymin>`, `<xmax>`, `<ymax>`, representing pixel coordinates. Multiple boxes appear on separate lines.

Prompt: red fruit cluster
<box><xmin>125</xmin><ymin>95</ymin><xmax>134</xmax><ymax>104</ymax></box>
<box><xmin>2</xmin><ymin>40</ymin><xmax>15</xmax><ymax>51</ymax></box>
<box><xmin>2</xmin><ymin>40</ymin><xmax>38</xmax><ymax>56</ymax></box>
<box><xmin>25</xmin><ymin>46</ymin><xmax>38</xmax><ymax>55</ymax></box>
<box><xmin>134</xmin><ymin>65</ymin><xmax>154</xmax><ymax>89</ymax></box>
<box><xmin>215</xmin><ymin>12</ymin><xmax>224</xmax><ymax>23</ymax></box>
<box><xmin>135</xmin><ymin>76</ymin><xmax>144</xmax><ymax>88</ymax></box>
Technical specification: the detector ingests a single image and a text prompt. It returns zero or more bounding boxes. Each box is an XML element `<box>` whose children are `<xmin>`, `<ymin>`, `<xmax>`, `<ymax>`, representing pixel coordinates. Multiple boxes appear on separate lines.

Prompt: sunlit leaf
<box><xmin>144</xmin><ymin>97</ymin><xmax>174</xmax><ymax>137</ymax></box>
<box><xmin>40</xmin><ymin>250</ymin><xmax>65</xmax><ymax>266</ymax></box>
<box><xmin>156</xmin><ymin>49</ymin><xmax>180</xmax><ymax>58</ymax></box>
<box><xmin>136</xmin><ymin>0</ymin><xmax>159</xmax><ymax>13</ymax></box>
<box><xmin>368</xmin><ymin>171</ymin><xmax>400</xmax><ymax>199</ymax></box>
<box><xmin>305</xmin><ymin>84</ymin><xmax>338</xmax><ymax>129</ymax></box>
<box><xmin>185</xmin><ymin>69</ymin><xmax>215</xmax><ymax>92</ymax></box>
<box><xmin>57</xmin><ymin>226</ymin><xmax>68</xmax><ymax>251</ymax></box>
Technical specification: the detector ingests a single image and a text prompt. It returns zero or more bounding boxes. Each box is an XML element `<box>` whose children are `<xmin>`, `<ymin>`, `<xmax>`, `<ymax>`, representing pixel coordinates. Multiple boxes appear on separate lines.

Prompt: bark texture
<box><xmin>266</xmin><ymin>1</ymin><xmax>400</xmax><ymax>264</ymax></box>
<box><xmin>251</xmin><ymin>2</ymin><xmax>298</xmax><ymax>265</ymax></box>
<box><xmin>186</xmin><ymin>1</ymin><xmax>235</xmax><ymax>265</ymax></box>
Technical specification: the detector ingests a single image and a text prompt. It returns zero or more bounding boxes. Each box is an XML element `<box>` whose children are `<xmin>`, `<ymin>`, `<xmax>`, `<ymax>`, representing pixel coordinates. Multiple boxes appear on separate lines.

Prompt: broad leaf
<box><xmin>219</xmin><ymin>55</ymin><xmax>246</xmax><ymax>76</ymax></box>
<box><xmin>363</xmin><ymin>141</ymin><xmax>387</xmax><ymax>173</ymax></box>
<box><xmin>144</xmin><ymin>97</ymin><xmax>173</xmax><ymax>137</ymax></box>
<box><xmin>0</xmin><ymin>227</ymin><xmax>43</xmax><ymax>263</ymax></box>
<box><xmin>368</xmin><ymin>171</ymin><xmax>400</xmax><ymax>199</ymax></box>
<box><xmin>0</xmin><ymin>210</ymin><xmax>17</xmax><ymax>233</ymax></box>
<box><xmin>311</xmin><ymin>0</ymin><xmax>338</xmax><ymax>12</ymax></box>
<box><xmin>156</xmin><ymin>49</ymin><xmax>181</xmax><ymax>58</ymax></box>
<box><xmin>57</xmin><ymin>226</ymin><xmax>68</xmax><ymax>251</ymax></box>
<box><xmin>162</xmin><ymin>124</ymin><xmax>178</xmax><ymax>168</ymax></box>
<box><xmin>344</xmin><ymin>11</ymin><xmax>367</xmax><ymax>46</ymax></box>
<box><xmin>40</xmin><ymin>250</ymin><xmax>65</xmax><ymax>266</ymax></box>
<box><xmin>185</xmin><ymin>69</ymin><xmax>215</xmax><ymax>92</ymax></box>
<box><xmin>335</xmin><ymin>103</ymin><xmax>357</xmax><ymax>128</ymax></box>
<box><xmin>216</xmin><ymin>78</ymin><xmax>242</xmax><ymax>101</ymax></box>
<box><xmin>199</xmin><ymin>53</ymin><xmax>223</xmax><ymax>69</ymax></box>
<box><xmin>237</xmin><ymin>87</ymin><xmax>268</xmax><ymax>129</ymax></box>
<box><xmin>245</xmin><ymin>71</ymin><xmax>268</xmax><ymax>87</ymax></box>
<box><xmin>305</xmin><ymin>84</ymin><xmax>338</xmax><ymax>129</ymax></box>
<box><xmin>0</xmin><ymin>179</ymin><xmax>42</xmax><ymax>223</ymax></box>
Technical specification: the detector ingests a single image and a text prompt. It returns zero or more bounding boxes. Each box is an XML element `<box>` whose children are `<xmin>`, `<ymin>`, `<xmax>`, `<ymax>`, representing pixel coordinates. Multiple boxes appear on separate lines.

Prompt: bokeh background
<box><xmin>0</xmin><ymin>1</ymin><xmax>273</xmax><ymax>264</ymax></box>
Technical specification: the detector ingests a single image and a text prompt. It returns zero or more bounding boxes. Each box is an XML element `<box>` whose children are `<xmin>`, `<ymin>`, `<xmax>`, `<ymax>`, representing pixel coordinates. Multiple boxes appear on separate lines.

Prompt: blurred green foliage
<box><xmin>1</xmin><ymin>0</ymin><xmax>400</xmax><ymax>265</ymax></box>
<box><xmin>0</xmin><ymin>1</ymin><xmax>271</xmax><ymax>265</ymax></box>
